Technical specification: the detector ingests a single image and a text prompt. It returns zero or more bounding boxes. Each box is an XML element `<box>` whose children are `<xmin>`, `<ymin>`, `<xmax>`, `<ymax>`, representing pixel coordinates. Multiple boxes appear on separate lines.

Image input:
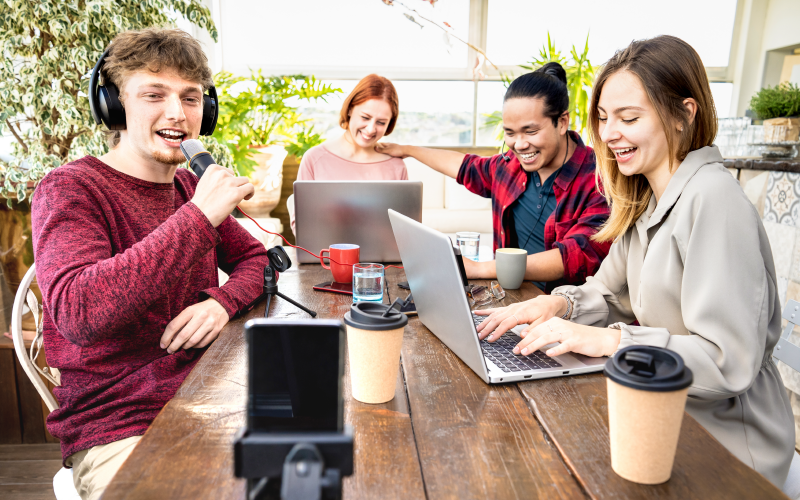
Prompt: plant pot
<box><xmin>236</xmin><ymin>145</ymin><xmax>287</xmax><ymax>218</ymax></box>
<box><xmin>763</xmin><ymin>117</ymin><xmax>800</xmax><ymax>143</ymax></box>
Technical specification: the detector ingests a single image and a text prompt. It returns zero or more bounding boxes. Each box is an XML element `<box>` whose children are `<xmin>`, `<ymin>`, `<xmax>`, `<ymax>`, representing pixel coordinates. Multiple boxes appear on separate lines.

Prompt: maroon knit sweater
<box><xmin>31</xmin><ymin>156</ymin><xmax>269</xmax><ymax>461</ymax></box>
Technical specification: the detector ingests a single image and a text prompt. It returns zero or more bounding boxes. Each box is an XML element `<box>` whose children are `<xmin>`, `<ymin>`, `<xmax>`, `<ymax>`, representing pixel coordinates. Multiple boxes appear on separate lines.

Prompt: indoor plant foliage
<box><xmin>484</xmin><ymin>33</ymin><xmax>596</xmax><ymax>143</ymax></box>
<box><xmin>0</xmin><ymin>0</ymin><xmax>218</xmax><ymax>204</ymax></box>
<box><xmin>750</xmin><ymin>82</ymin><xmax>800</xmax><ymax>143</ymax></box>
<box><xmin>750</xmin><ymin>82</ymin><xmax>800</xmax><ymax>121</ymax></box>
<box><xmin>211</xmin><ymin>70</ymin><xmax>341</xmax><ymax>177</ymax></box>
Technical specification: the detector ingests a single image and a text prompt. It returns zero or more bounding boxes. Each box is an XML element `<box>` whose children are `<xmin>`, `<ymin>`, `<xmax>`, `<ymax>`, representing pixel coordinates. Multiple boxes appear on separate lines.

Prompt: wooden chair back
<box><xmin>10</xmin><ymin>263</ymin><xmax>60</xmax><ymax>412</ymax></box>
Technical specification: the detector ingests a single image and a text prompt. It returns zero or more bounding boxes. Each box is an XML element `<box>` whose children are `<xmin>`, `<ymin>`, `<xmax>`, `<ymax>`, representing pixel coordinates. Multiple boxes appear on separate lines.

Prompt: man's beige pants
<box><xmin>65</xmin><ymin>435</ymin><xmax>142</xmax><ymax>500</ymax></box>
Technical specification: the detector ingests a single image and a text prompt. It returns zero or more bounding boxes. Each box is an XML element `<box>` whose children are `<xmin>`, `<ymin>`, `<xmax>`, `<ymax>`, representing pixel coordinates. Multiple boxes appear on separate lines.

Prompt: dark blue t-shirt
<box><xmin>511</xmin><ymin>169</ymin><xmax>560</xmax><ymax>289</ymax></box>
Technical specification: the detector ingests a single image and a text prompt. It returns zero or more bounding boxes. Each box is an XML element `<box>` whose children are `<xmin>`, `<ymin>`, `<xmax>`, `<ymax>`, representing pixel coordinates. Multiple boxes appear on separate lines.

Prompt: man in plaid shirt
<box><xmin>377</xmin><ymin>64</ymin><xmax>610</xmax><ymax>292</ymax></box>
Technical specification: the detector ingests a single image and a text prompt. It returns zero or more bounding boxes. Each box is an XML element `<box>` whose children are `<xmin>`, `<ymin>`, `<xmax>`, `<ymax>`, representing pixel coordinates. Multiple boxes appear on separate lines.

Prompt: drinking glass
<box><xmin>456</xmin><ymin>232</ymin><xmax>480</xmax><ymax>259</ymax></box>
<box><xmin>353</xmin><ymin>263</ymin><xmax>385</xmax><ymax>303</ymax></box>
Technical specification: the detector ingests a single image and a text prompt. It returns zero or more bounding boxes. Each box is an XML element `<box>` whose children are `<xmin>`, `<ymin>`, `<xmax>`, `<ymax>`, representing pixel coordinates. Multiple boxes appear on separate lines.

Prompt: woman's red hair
<box><xmin>339</xmin><ymin>74</ymin><xmax>399</xmax><ymax>135</ymax></box>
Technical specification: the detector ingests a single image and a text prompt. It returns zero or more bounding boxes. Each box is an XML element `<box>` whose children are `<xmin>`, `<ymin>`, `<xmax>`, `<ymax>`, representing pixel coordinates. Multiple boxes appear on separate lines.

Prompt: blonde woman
<box><xmin>475</xmin><ymin>35</ymin><xmax>796</xmax><ymax>490</ymax></box>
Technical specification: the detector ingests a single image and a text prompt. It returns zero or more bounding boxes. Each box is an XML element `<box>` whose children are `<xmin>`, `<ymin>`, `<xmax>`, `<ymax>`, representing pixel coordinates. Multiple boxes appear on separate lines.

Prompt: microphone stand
<box><xmin>262</xmin><ymin>247</ymin><xmax>317</xmax><ymax>318</ymax></box>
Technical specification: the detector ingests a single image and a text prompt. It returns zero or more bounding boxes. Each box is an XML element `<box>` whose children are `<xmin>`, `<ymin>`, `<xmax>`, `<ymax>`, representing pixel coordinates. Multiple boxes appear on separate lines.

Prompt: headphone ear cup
<box><xmin>99</xmin><ymin>83</ymin><xmax>126</xmax><ymax>131</ymax></box>
<box><xmin>200</xmin><ymin>86</ymin><xmax>218</xmax><ymax>136</ymax></box>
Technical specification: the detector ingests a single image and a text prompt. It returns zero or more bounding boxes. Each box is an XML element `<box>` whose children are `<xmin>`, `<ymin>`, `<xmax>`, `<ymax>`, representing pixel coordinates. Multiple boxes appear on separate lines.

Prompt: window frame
<box><xmin>202</xmin><ymin>0</ymin><xmax>743</xmax><ymax>146</ymax></box>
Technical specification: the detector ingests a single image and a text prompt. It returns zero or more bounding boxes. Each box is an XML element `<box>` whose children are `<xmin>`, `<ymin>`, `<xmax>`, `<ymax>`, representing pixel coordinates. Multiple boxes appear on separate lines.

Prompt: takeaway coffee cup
<box><xmin>604</xmin><ymin>346</ymin><xmax>693</xmax><ymax>484</ymax></box>
<box><xmin>495</xmin><ymin>248</ymin><xmax>527</xmax><ymax>289</ymax></box>
<box><xmin>320</xmin><ymin>244</ymin><xmax>360</xmax><ymax>283</ymax></box>
<box><xmin>343</xmin><ymin>302</ymin><xmax>408</xmax><ymax>404</ymax></box>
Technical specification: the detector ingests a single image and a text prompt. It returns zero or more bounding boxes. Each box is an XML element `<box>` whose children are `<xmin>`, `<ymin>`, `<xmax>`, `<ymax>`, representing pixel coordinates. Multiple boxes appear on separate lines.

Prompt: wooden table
<box><xmin>103</xmin><ymin>260</ymin><xmax>788</xmax><ymax>500</ymax></box>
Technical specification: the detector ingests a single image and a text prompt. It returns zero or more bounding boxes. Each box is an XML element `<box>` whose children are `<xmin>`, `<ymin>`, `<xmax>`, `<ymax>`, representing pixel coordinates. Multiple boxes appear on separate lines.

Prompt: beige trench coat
<box><xmin>554</xmin><ymin>146</ymin><xmax>794</xmax><ymax>486</ymax></box>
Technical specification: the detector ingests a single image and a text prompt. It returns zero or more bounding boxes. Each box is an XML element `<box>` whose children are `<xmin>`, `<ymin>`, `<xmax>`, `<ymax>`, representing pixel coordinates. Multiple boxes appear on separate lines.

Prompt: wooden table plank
<box><xmin>519</xmin><ymin>373</ymin><xmax>789</xmax><ymax>499</ymax></box>
<box><xmin>386</xmin><ymin>268</ymin><xmax>586</xmax><ymax>500</ymax></box>
<box><xmin>104</xmin><ymin>260</ymin><xmax>425</xmax><ymax>500</ymax></box>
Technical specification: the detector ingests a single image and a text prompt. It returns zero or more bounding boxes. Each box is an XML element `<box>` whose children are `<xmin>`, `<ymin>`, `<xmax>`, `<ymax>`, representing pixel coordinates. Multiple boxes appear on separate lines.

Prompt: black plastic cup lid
<box><xmin>604</xmin><ymin>346</ymin><xmax>693</xmax><ymax>392</ymax></box>
<box><xmin>343</xmin><ymin>302</ymin><xmax>408</xmax><ymax>331</ymax></box>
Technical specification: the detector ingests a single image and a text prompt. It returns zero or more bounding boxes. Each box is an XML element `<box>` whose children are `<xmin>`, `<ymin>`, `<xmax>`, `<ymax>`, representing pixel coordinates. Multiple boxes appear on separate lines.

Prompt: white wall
<box><xmin>731</xmin><ymin>0</ymin><xmax>800</xmax><ymax>116</ymax></box>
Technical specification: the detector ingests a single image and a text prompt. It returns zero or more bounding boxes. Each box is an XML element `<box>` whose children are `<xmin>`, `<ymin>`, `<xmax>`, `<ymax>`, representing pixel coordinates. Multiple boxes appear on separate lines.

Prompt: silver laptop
<box><xmin>388</xmin><ymin>209</ymin><xmax>607</xmax><ymax>384</ymax></box>
<box><xmin>294</xmin><ymin>181</ymin><xmax>423</xmax><ymax>264</ymax></box>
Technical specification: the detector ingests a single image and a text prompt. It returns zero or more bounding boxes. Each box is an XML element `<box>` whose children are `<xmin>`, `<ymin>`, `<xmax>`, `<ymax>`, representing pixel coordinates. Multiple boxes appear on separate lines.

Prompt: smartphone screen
<box><xmin>245</xmin><ymin>319</ymin><xmax>344</xmax><ymax>432</ymax></box>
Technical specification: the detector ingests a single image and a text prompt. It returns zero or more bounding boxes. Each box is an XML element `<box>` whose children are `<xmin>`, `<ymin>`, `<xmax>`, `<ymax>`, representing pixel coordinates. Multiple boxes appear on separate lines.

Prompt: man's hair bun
<box><xmin>537</xmin><ymin>62</ymin><xmax>567</xmax><ymax>86</ymax></box>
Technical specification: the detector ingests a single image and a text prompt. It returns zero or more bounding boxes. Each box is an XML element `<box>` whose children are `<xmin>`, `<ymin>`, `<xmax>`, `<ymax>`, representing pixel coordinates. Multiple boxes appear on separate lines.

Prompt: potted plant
<box><xmin>750</xmin><ymin>82</ymin><xmax>800</xmax><ymax>143</ymax></box>
<box><xmin>0</xmin><ymin>0</ymin><xmax>218</xmax><ymax>312</ymax></box>
<box><xmin>212</xmin><ymin>70</ymin><xmax>340</xmax><ymax>217</ymax></box>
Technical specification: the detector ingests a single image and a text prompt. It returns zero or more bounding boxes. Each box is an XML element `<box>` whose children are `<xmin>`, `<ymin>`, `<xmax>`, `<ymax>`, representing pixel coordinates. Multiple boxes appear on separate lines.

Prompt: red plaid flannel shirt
<box><xmin>457</xmin><ymin>131</ymin><xmax>611</xmax><ymax>292</ymax></box>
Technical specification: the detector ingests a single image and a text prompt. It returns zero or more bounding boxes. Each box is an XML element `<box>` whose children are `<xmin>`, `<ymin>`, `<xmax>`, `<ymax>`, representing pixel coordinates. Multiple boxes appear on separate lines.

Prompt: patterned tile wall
<box><xmin>757</xmin><ymin>170</ymin><xmax>800</xmax><ymax>449</ymax></box>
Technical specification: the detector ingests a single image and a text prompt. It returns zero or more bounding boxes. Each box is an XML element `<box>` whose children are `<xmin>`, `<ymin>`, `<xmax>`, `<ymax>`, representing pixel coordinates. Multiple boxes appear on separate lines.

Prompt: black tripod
<box><xmin>262</xmin><ymin>247</ymin><xmax>317</xmax><ymax>318</ymax></box>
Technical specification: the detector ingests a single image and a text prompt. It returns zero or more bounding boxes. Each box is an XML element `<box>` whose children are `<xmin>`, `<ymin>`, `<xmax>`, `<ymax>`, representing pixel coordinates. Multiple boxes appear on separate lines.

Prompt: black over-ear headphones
<box><xmin>501</xmin><ymin>142</ymin><xmax>511</xmax><ymax>162</ymax></box>
<box><xmin>89</xmin><ymin>48</ymin><xmax>219</xmax><ymax>136</ymax></box>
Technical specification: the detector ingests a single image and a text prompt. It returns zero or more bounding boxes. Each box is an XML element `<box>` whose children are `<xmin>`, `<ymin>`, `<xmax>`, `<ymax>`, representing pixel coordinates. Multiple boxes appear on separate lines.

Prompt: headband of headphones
<box><xmin>89</xmin><ymin>48</ymin><xmax>219</xmax><ymax>136</ymax></box>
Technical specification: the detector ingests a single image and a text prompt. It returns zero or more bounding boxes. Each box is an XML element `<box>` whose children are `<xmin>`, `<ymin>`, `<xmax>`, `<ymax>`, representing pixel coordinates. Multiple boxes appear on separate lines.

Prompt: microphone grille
<box><xmin>179</xmin><ymin>139</ymin><xmax>207</xmax><ymax>162</ymax></box>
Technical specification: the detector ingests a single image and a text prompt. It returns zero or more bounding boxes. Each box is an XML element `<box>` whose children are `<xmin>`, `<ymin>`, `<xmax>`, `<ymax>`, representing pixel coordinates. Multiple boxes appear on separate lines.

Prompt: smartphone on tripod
<box><xmin>245</xmin><ymin>319</ymin><xmax>345</xmax><ymax>432</ymax></box>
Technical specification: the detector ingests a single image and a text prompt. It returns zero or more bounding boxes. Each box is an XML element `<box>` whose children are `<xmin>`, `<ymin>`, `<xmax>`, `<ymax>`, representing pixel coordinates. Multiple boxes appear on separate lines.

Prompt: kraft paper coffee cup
<box><xmin>343</xmin><ymin>302</ymin><xmax>408</xmax><ymax>404</ymax></box>
<box><xmin>604</xmin><ymin>346</ymin><xmax>693</xmax><ymax>485</ymax></box>
<box><xmin>495</xmin><ymin>248</ymin><xmax>527</xmax><ymax>289</ymax></box>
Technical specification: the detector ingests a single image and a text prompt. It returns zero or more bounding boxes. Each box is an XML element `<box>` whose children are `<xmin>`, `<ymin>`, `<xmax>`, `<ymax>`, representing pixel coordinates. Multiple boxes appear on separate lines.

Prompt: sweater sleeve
<box><xmin>200</xmin><ymin>216</ymin><xmax>269</xmax><ymax>317</ymax></box>
<box><xmin>551</xmin><ymin>233</ymin><xmax>636</xmax><ymax>327</ymax></box>
<box><xmin>32</xmin><ymin>171</ymin><xmax>220</xmax><ymax>347</ymax></box>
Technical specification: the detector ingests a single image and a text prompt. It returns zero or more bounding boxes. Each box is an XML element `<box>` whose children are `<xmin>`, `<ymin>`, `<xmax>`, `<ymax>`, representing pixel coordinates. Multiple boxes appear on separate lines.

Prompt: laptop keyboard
<box><xmin>473</xmin><ymin>313</ymin><xmax>562</xmax><ymax>373</ymax></box>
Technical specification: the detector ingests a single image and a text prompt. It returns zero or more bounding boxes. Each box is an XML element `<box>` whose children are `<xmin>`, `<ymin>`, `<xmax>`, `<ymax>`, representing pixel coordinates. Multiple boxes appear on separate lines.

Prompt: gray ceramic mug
<box><xmin>495</xmin><ymin>248</ymin><xmax>527</xmax><ymax>289</ymax></box>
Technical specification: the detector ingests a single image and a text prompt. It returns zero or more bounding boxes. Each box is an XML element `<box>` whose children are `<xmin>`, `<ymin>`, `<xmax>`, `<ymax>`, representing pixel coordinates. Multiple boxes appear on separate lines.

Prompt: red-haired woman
<box><xmin>289</xmin><ymin>74</ymin><xmax>408</xmax><ymax>231</ymax></box>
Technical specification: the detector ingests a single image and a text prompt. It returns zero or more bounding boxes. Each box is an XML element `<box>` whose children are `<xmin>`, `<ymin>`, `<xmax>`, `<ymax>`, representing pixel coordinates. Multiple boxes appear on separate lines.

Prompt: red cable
<box><xmin>237</xmin><ymin>206</ymin><xmax>403</xmax><ymax>269</ymax></box>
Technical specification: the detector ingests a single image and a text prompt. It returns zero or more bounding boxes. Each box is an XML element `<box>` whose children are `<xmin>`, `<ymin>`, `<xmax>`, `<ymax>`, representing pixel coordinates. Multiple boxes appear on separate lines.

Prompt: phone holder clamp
<box><xmin>234</xmin><ymin>426</ymin><xmax>354</xmax><ymax>500</ymax></box>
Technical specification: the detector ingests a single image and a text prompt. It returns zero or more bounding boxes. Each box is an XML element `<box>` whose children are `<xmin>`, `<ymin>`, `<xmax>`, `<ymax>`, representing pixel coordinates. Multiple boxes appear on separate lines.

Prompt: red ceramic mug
<box><xmin>320</xmin><ymin>244</ymin><xmax>360</xmax><ymax>283</ymax></box>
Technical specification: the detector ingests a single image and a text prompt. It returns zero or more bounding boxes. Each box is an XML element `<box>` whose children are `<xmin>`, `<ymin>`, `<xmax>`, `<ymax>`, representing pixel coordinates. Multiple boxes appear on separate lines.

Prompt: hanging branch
<box><xmin>388</xmin><ymin>0</ymin><xmax>498</xmax><ymax>74</ymax></box>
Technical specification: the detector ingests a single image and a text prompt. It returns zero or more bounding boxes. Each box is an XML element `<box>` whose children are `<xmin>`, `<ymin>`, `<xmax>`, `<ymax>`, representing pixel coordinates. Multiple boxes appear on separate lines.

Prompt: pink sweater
<box><xmin>32</xmin><ymin>157</ymin><xmax>269</xmax><ymax>462</ymax></box>
<box><xmin>297</xmin><ymin>145</ymin><xmax>408</xmax><ymax>181</ymax></box>
<box><xmin>291</xmin><ymin>145</ymin><xmax>408</xmax><ymax>231</ymax></box>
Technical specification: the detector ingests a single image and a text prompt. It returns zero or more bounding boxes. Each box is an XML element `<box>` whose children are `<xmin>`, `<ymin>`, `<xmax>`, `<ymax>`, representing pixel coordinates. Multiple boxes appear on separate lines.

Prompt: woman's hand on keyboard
<box><xmin>474</xmin><ymin>295</ymin><xmax>566</xmax><ymax>342</ymax></box>
<box><xmin>514</xmin><ymin>318</ymin><xmax>621</xmax><ymax>358</ymax></box>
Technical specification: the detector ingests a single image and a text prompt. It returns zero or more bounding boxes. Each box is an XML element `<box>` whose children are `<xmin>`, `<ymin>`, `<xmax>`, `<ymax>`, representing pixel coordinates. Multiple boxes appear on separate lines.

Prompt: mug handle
<box><xmin>320</xmin><ymin>249</ymin><xmax>331</xmax><ymax>270</ymax></box>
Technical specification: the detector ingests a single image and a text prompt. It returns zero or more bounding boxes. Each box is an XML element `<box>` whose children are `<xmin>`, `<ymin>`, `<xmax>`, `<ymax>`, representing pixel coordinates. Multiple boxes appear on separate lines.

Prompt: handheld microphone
<box><xmin>179</xmin><ymin>139</ymin><xmax>215</xmax><ymax>178</ymax></box>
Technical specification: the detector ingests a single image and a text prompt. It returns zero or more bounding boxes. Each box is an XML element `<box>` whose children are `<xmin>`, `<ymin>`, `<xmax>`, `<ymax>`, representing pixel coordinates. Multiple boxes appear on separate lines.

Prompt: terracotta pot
<box><xmin>237</xmin><ymin>145</ymin><xmax>288</xmax><ymax>218</ymax></box>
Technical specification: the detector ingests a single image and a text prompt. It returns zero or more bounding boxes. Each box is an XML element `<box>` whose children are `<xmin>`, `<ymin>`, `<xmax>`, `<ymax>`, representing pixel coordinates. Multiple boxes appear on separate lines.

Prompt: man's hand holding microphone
<box><xmin>180</xmin><ymin>139</ymin><xmax>254</xmax><ymax>227</ymax></box>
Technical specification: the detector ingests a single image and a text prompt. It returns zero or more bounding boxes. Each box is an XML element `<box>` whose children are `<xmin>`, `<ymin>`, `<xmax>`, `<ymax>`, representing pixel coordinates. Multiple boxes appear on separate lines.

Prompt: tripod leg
<box><xmin>275</xmin><ymin>292</ymin><xmax>317</xmax><ymax>317</ymax></box>
<box><xmin>264</xmin><ymin>294</ymin><xmax>273</xmax><ymax>317</ymax></box>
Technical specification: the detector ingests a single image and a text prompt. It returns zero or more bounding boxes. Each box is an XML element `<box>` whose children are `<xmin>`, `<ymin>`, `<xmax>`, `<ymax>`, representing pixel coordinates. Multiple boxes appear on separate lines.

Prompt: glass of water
<box><xmin>353</xmin><ymin>263</ymin><xmax>385</xmax><ymax>303</ymax></box>
<box><xmin>456</xmin><ymin>232</ymin><xmax>480</xmax><ymax>260</ymax></box>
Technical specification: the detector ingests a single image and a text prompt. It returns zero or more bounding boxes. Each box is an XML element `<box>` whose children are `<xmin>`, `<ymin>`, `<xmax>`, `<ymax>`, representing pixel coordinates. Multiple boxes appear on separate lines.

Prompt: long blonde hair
<box><xmin>590</xmin><ymin>35</ymin><xmax>718</xmax><ymax>242</ymax></box>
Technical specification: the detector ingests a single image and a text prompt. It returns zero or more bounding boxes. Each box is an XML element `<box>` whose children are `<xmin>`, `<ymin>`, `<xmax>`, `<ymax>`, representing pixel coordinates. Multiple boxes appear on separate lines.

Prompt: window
<box><xmin>209</xmin><ymin>0</ymin><xmax>741</xmax><ymax>147</ymax></box>
<box><xmin>296</xmin><ymin>80</ymin><xmax>475</xmax><ymax>146</ymax></box>
<box><xmin>486</xmin><ymin>0</ymin><xmax>738</xmax><ymax>69</ymax></box>
<box><xmin>219</xmin><ymin>0</ymin><xmax>470</xmax><ymax>75</ymax></box>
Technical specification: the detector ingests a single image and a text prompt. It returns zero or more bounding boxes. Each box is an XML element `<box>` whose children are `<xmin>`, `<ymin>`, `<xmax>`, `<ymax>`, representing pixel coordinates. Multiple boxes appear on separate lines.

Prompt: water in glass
<box><xmin>353</xmin><ymin>263</ymin><xmax>384</xmax><ymax>302</ymax></box>
<box><xmin>456</xmin><ymin>232</ymin><xmax>480</xmax><ymax>259</ymax></box>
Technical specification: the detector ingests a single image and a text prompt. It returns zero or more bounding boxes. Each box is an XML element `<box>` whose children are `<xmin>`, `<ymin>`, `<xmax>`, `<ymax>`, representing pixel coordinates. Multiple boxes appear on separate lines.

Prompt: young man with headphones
<box><xmin>378</xmin><ymin>63</ymin><xmax>611</xmax><ymax>294</ymax></box>
<box><xmin>31</xmin><ymin>28</ymin><xmax>268</xmax><ymax>499</ymax></box>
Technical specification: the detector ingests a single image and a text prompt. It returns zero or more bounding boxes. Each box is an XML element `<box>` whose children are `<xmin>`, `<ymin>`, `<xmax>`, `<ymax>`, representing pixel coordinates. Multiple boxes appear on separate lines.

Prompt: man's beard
<box><xmin>151</xmin><ymin>148</ymin><xmax>186</xmax><ymax>166</ymax></box>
